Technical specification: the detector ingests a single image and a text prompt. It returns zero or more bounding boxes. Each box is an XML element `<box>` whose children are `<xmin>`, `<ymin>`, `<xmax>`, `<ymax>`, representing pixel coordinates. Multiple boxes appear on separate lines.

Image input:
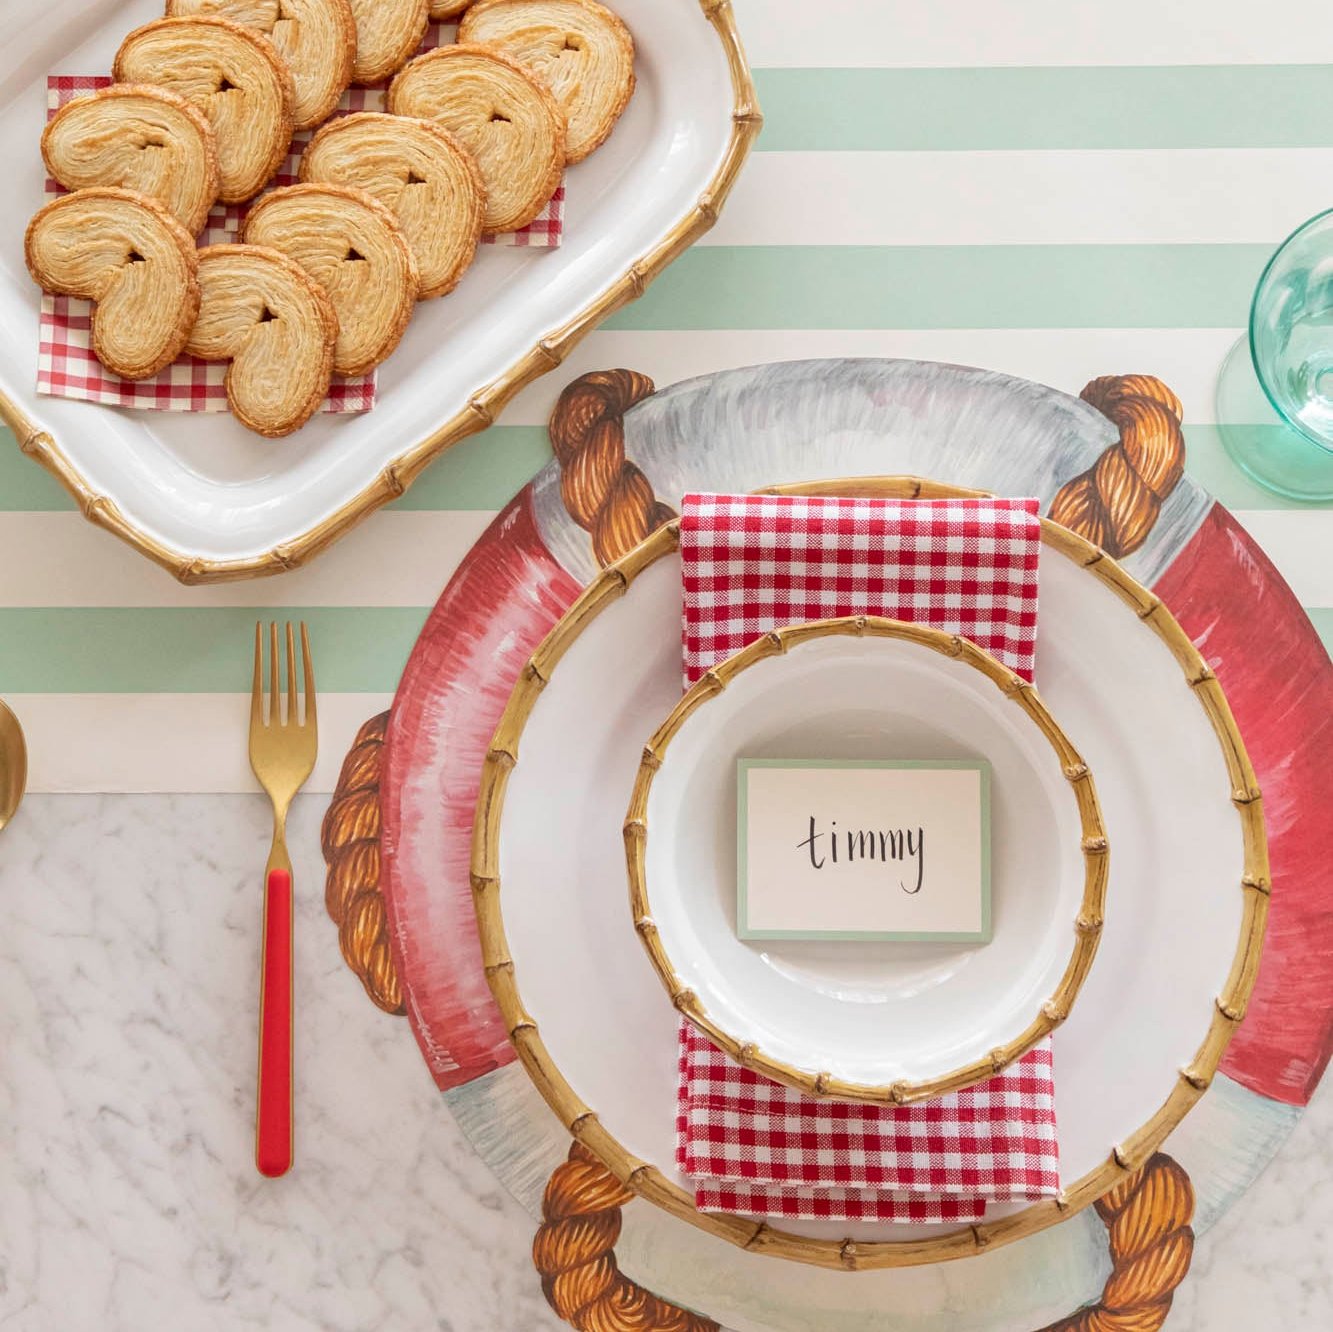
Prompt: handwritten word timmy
<box><xmin>796</xmin><ymin>816</ymin><xmax>925</xmax><ymax>894</ymax></box>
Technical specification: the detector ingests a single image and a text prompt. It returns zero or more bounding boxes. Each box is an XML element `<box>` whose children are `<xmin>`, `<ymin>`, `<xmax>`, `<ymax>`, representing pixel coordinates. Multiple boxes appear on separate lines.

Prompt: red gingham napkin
<box><xmin>677</xmin><ymin>1023</ymin><xmax>1059</xmax><ymax>1222</ymax></box>
<box><xmin>681</xmin><ymin>493</ymin><xmax>1040</xmax><ymax>689</ymax></box>
<box><xmin>675</xmin><ymin>491</ymin><xmax>1058</xmax><ymax>1224</ymax></box>
<box><xmin>38</xmin><ymin>25</ymin><xmax>563</xmax><ymax>412</ymax></box>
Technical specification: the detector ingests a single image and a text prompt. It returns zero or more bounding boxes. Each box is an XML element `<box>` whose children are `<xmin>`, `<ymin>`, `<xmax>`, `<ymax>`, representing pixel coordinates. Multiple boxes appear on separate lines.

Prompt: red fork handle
<box><xmin>256</xmin><ymin>867</ymin><xmax>293</xmax><ymax>1177</ymax></box>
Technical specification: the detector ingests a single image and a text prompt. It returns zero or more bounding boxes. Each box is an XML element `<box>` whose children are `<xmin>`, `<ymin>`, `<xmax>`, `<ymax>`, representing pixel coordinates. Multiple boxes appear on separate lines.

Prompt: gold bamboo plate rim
<box><xmin>471</xmin><ymin>475</ymin><xmax>1269</xmax><ymax>1272</ymax></box>
<box><xmin>0</xmin><ymin>0</ymin><xmax>760</xmax><ymax>585</ymax></box>
<box><xmin>624</xmin><ymin>614</ymin><xmax>1109</xmax><ymax>1106</ymax></box>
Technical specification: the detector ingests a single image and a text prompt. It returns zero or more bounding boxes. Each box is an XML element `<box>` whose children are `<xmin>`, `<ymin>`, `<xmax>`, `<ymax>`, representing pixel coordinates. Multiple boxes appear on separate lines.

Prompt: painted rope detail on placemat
<box><xmin>548</xmin><ymin>369</ymin><xmax>672</xmax><ymax>566</ymax></box>
<box><xmin>534</xmin><ymin>1142</ymin><xmax>720</xmax><ymax>1332</ymax></box>
<box><xmin>321</xmin><ymin>713</ymin><xmax>403</xmax><ymax>1015</ymax></box>
<box><xmin>1049</xmin><ymin>376</ymin><xmax>1186</xmax><ymax>559</ymax></box>
<box><xmin>1038</xmin><ymin>1153</ymin><xmax>1195</xmax><ymax>1332</ymax></box>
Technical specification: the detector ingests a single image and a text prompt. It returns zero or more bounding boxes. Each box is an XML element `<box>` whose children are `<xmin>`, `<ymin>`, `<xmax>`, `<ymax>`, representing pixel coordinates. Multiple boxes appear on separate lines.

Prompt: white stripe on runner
<box><xmin>736</xmin><ymin>0</ymin><xmax>1333</xmax><ymax>67</ymax></box>
<box><xmin>16</xmin><ymin>693</ymin><xmax>394</xmax><ymax>793</ymax></box>
<box><xmin>0</xmin><ymin>511</ymin><xmax>493</xmax><ymax>608</ymax></box>
<box><xmin>704</xmin><ymin>151</ymin><xmax>1333</xmax><ymax>248</ymax></box>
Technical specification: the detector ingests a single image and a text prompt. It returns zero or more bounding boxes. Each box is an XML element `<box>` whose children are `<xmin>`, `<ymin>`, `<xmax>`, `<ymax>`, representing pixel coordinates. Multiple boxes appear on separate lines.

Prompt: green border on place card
<box><xmin>736</xmin><ymin>758</ymin><xmax>992</xmax><ymax>944</ymax></box>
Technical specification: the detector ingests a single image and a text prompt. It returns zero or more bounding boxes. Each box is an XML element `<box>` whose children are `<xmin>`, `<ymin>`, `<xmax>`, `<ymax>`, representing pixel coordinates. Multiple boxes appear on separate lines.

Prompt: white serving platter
<box><xmin>636</xmin><ymin>625</ymin><xmax>1097</xmax><ymax>1101</ymax></box>
<box><xmin>0</xmin><ymin>0</ymin><xmax>756</xmax><ymax>580</ymax></box>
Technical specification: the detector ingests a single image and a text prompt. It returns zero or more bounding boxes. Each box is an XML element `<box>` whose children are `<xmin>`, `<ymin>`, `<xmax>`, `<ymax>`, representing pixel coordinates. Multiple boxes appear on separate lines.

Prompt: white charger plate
<box><xmin>0</xmin><ymin>0</ymin><xmax>755</xmax><ymax>580</ymax></box>
<box><xmin>631</xmin><ymin>620</ymin><xmax>1105</xmax><ymax>1102</ymax></box>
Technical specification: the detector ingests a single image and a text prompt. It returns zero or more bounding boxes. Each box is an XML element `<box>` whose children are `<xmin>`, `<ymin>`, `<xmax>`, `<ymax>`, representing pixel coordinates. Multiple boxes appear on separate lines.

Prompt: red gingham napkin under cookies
<box><xmin>38</xmin><ymin>25</ymin><xmax>563</xmax><ymax>413</ymax></box>
<box><xmin>674</xmin><ymin>491</ymin><xmax>1059</xmax><ymax>1224</ymax></box>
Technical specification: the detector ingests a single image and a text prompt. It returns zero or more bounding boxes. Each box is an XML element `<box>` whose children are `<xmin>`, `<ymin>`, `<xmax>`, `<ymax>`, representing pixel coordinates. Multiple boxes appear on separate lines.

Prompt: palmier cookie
<box><xmin>186</xmin><ymin>244</ymin><xmax>338</xmax><ymax>436</ymax></box>
<box><xmin>41</xmin><ymin>84</ymin><xmax>220</xmax><ymax>235</ymax></box>
<box><xmin>299</xmin><ymin>112</ymin><xmax>484</xmax><ymax>300</ymax></box>
<box><xmin>388</xmin><ymin>45</ymin><xmax>565</xmax><ymax>234</ymax></box>
<box><xmin>25</xmin><ymin>187</ymin><xmax>200</xmax><ymax>381</ymax></box>
<box><xmin>242</xmin><ymin>183</ymin><xmax>419</xmax><ymax>376</ymax></box>
<box><xmin>429</xmin><ymin>1</ymin><xmax>472</xmax><ymax>19</ymax></box>
<box><xmin>165</xmin><ymin>0</ymin><xmax>356</xmax><ymax>131</ymax></box>
<box><xmin>348</xmin><ymin>0</ymin><xmax>428</xmax><ymax>85</ymax></box>
<box><xmin>114</xmin><ymin>17</ymin><xmax>294</xmax><ymax>204</ymax></box>
<box><xmin>459</xmin><ymin>0</ymin><xmax>633</xmax><ymax>163</ymax></box>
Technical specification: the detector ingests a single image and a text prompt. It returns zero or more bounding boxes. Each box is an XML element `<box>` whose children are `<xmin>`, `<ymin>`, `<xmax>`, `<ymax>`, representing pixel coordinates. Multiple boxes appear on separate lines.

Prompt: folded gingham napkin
<box><xmin>675</xmin><ymin>491</ymin><xmax>1059</xmax><ymax>1224</ymax></box>
<box><xmin>681</xmin><ymin>492</ymin><xmax>1040</xmax><ymax>690</ymax></box>
<box><xmin>677</xmin><ymin>1022</ymin><xmax>1059</xmax><ymax>1223</ymax></box>
<box><xmin>39</xmin><ymin>25</ymin><xmax>563</xmax><ymax>412</ymax></box>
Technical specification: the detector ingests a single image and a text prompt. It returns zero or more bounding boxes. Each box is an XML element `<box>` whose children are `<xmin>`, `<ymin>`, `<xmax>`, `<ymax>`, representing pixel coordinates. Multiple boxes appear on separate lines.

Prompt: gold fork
<box><xmin>249</xmin><ymin>621</ymin><xmax>317</xmax><ymax>1178</ymax></box>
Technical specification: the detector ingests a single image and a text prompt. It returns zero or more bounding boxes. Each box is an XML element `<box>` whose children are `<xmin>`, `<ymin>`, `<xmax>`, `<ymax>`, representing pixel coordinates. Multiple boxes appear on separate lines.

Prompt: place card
<box><xmin>737</xmin><ymin>759</ymin><xmax>991</xmax><ymax>942</ymax></box>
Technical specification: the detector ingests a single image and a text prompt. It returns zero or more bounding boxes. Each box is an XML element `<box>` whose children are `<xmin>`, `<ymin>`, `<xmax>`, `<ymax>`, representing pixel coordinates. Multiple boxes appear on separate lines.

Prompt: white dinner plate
<box><xmin>632</xmin><ymin>621</ymin><xmax>1104</xmax><ymax>1102</ymax></box>
<box><xmin>476</xmin><ymin>498</ymin><xmax>1256</xmax><ymax>1250</ymax></box>
<box><xmin>0</xmin><ymin>0</ymin><xmax>754</xmax><ymax>580</ymax></box>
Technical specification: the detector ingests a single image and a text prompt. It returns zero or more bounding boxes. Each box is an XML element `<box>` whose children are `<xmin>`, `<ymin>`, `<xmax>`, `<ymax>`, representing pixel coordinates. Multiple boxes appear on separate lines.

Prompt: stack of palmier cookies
<box><xmin>26</xmin><ymin>0</ymin><xmax>636</xmax><ymax>436</ymax></box>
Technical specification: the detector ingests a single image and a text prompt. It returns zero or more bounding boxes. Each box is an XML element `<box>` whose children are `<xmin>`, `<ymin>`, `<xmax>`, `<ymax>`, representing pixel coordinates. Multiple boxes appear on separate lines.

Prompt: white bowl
<box><xmin>627</xmin><ymin>617</ymin><xmax>1107</xmax><ymax>1103</ymax></box>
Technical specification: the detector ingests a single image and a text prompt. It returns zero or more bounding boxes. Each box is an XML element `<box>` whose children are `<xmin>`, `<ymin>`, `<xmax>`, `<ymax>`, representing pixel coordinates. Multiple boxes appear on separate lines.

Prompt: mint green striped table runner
<box><xmin>4</xmin><ymin>0</ymin><xmax>1330</xmax><ymax>793</ymax></box>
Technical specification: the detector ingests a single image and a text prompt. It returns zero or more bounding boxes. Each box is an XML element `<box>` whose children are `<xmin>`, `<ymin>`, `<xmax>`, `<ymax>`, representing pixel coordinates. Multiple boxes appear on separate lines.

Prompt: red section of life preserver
<box><xmin>381</xmin><ymin>488</ymin><xmax>581</xmax><ymax>1091</ymax></box>
<box><xmin>1155</xmin><ymin>503</ymin><xmax>1333</xmax><ymax>1106</ymax></box>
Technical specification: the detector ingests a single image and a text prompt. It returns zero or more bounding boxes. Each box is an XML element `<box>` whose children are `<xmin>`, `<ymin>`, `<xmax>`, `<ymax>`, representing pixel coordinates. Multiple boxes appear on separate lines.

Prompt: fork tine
<box><xmin>251</xmin><ymin>621</ymin><xmax>264</xmax><ymax>727</ymax></box>
<box><xmin>300</xmin><ymin>622</ymin><xmax>316</xmax><ymax>728</ymax></box>
<box><xmin>269</xmin><ymin>621</ymin><xmax>280</xmax><ymax>725</ymax></box>
<box><xmin>285</xmin><ymin>622</ymin><xmax>297</xmax><ymax>727</ymax></box>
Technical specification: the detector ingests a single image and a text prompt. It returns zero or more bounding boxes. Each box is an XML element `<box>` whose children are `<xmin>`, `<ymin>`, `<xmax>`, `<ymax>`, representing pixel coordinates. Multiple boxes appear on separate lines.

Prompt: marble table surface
<box><xmin>2</xmin><ymin>794</ymin><xmax>1330</xmax><ymax>1331</ymax></box>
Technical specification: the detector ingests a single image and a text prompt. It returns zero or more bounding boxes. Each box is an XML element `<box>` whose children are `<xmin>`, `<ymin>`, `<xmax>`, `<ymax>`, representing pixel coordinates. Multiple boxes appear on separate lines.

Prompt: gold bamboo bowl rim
<box><xmin>623</xmin><ymin>613</ymin><xmax>1109</xmax><ymax>1106</ymax></box>
<box><xmin>471</xmin><ymin>475</ymin><xmax>1269</xmax><ymax>1272</ymax></box>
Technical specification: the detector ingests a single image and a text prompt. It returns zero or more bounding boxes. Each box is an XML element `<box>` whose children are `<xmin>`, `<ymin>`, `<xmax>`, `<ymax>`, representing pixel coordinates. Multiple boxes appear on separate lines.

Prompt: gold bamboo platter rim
<box><xmin>471</xmin><ymin>475</ymin><xmax>1269</xmax><ymax>1272</ymax></box>
<box><xmin>0</xmin><ymin>0</ymin><xmax>760</xmax><ymax>585</ymax></box>
<box><xmin>623</xmin><ymin>613</ymin><xmax>1109</xmax><ymax>1106</ymax></box>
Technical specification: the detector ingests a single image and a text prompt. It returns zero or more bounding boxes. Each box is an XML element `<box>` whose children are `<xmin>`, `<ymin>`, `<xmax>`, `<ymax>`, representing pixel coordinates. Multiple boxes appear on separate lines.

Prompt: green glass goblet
<box><xmin>1218</xmin><ymin>207</ymin><xmax>1333</xmax><ymax>502</ymax></box>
